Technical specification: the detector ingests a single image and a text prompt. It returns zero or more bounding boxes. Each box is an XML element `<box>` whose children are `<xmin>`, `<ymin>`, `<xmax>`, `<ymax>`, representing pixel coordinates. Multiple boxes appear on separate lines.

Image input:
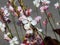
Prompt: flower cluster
<box><xmin>0</xmin><ymin>0</ymin><xmax>60</xmax><ymax>45</ymax></box>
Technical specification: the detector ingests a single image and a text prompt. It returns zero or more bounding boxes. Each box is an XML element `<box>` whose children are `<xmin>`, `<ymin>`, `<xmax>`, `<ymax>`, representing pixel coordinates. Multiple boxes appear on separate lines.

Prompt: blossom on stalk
<box><xmin>54</xmin><ymin>2</ymin><xmax>60</xmax><ymax>8</ymax></box>
<box><xmin>40</xmin><ymin>5</ymin><xmax>49</xmax><ymax>13</ymax></box>
<box><xmin>9</xmin><ymin>36</ymin><xmax>19</xmax><ymax>45</ymax></box>
<box><xmin>1</xmin><ymin>6</ymin><xmax>11</xmax><ymax>23</ymax></box>
<box><xmin>4</xmin><ymin>32</ymin><xmax>11</xmax><ymax>41</ymax></box>
<box><xmin>35</xmin><ymin>16</ymin><xmax>42</xmax><ymax>23</ymax></box>
<box><xmin>33</xmin><ymin>0</ymin><xmax>40</xmax><ymax>7</ymax></box>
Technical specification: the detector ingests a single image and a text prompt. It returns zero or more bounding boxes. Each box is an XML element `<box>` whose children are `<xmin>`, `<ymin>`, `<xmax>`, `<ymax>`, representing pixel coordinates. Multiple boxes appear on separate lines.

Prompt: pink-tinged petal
<box><xmin>4</xmin><ymin>34</ymin><xmax>11</xmax><ymax>41</ymax></box>
<box><xmin>35</xmin><ymin>16</ymin><xmax>42</xmax><ymax>23</ymax></box>
<box><xmin>9</xmin><ymin>5</ymin><xmax>14</xmax><ymax>12</ymax></box>
<box><xmin>40</xmin><ymin>5</ymin><xmax>49</xmax><ymax>13</ymax></box>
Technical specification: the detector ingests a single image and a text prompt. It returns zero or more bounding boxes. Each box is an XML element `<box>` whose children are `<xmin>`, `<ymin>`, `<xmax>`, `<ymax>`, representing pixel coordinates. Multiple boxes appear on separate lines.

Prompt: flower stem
<box><xmin>11</xmin><ymin>14</ymin><xmax>21</xmax><ymax>43</ymax></box>
<box><xmin>45</xmin><ymin>19</ymin><xmax>48</xmax><ymax>35</ymax></box>
<box><xmin>5</xmin><ymin>23</ymin><xmax>13</xmax><ymax>38</ymax></box>
<box><xmin>35</xmin><ymin>7</ymin><xmax>45</xmax><ymax>38</ymax></box>
<box><xmin>44</xmin><ymin>10</ymin><xmax>58</xmax><ymax>40</ymax></box>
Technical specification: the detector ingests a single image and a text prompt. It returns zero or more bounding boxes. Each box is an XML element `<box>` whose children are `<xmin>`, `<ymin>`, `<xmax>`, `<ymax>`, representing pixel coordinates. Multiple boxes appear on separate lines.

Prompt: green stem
<box><xmin>51</xmin><ymin>16</ymin><xmax>56</xmax><ymax>28</ymax></box>
<box><xmin>5</xmin><ymin>23</ymin><xmax>13</xmax><ymax>38</ymax></box>
<box><xmin>44</xmin><ymin>10</ymin><xmax>58</xmax><ymax>40</ymax></box>
<box><xmin>45</xmin><ymin>19</ymin><xmax>47</xmax><ymax>35</ymax></box>
<box><xmin>11</xmin><ymin>14</ymin><xmax>21</xmax><ymax>43</ymax></box>
<box><xmin>57</xmin><ymin>8</ymin><xmax>60</xmax><ymax>17</ymax></box>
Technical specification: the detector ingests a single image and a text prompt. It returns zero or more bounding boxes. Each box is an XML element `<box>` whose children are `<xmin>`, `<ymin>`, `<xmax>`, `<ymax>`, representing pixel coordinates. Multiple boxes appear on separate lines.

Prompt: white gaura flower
<box><xmin>54</xmin><ymin>2</ymin><xmax>59</xmax><ymax>8</ymax></box>
<box><xmin>0</xmin><ymin>21</ymin><xmax>5</xmax><ymax>32</ymax></box>
<box><xmin>22</xmin><ymin>16</ymin><xmax>37</xmax><ymax>25</ymax></box>
<box><xmin>33</xmin><ymin>0</ymin><xmax>40</xmax><ymax>7</ymax></box>
<box><xmin>9</xmin><ymin>36</ymin><xmax>19</xmax><ymax>45</ymax></box>
<box><xmin>27</xmin><ymin>16</ymin><xmax>37</xmax><ymax>25</ymax></box>
<box><xmin>41</xmin><ymin>0</ymin><xmax>50</xmax><ymax>5</ymax></box>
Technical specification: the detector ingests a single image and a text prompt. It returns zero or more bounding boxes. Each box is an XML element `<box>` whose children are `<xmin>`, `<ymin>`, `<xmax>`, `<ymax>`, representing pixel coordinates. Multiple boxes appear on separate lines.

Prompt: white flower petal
<box><xmin>38</xmin><ymin>29</ymin><xmax>43</xmax><ymax>32</ymax></box>
<box><xmin>27</xmin><ymin>16</ymin><xmax>33</xmax><ymax>21</ymax></box>
<box><xmin>1</xmin><ymin>27</ymin><xmax>5</xmax><ymax>32</ymax></box>
<box><xmin>9</xmin><ymin>5</ymin><xmax>14</xmax><ymax>11</ymax></box>
<box><xmin>31</xmin><ymin>20</ymin><xmax>37</xmax><ymax>25</ymax></box>
<box><xmin>24</xmin><ymin>23</ymin><xmax>30</xmax><ymax>30</ymax></box>
<box><xmin>22</xmin><ymin>19</ymin><xmax>28</xmax><ymax>24</ymax></box>
<box><xmin>7</xmin><ymin>32</ymin><xmax>11</xmax><ymax>35</ymax></box>
<box><xmin>4</xmin><ymin>10</ymin><xmax>8</xmax><ymax>14</ymax></box>
<box><xmin>54</xmin><ymin>2</ymin><xmax>59</xmax><ymax>8</ymax></box>
<box><xmin>2</xmin><ymin>23</ymin><xmax>5</xmax><ymax>28</ymax></box>
<box><xmin>56</xmin><ymin>22</ymin><xmax>59</xmax><ymax>26</ymax></box>
<box><xmin>12</xmin><ymin>36</ymin><xmax>18</xmax><ymax>41</ymax></box>
<box><xmin>10</xmin><ymin>43</ymin><xmax>14</xmax><ymax>45</ymax></box>
<box><xmin>0</xmin><ymin>21</ymin><xmax>3</xmax><ymax>27</ymax></box>
<box><xmin>36</xmin><ymin>3</ymin><xmax>40</xmax><ymax>7</ymax></box>
<box><xmin>14</xmin><ymin>41</ymin><xmax>19</xmax><ymax>44</ymax></box>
